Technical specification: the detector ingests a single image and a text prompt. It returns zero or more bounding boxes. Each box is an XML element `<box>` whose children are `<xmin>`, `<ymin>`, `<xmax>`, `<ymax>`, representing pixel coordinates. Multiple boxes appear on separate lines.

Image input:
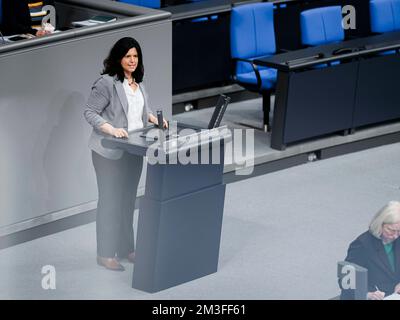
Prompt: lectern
<box><xmin>338</xmin><ymin>260</ymin><xmax>368</xmax><ymax>300</ymax></box>
<box><xmin>102</xmin><ymin>123</ymin><xmax>231</xmax><ymax>292</ymax></box>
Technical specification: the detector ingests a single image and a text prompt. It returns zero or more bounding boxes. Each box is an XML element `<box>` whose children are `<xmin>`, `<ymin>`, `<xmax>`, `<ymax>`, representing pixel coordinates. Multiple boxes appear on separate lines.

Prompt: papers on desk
<box><xmin>3</xmin><ymin>34</ymin><xmax>34</xmax><ymax>42</ymax></box>
<box><xmin>384</xmin><ymin>293</ymin><xmax>400</xmax><ymax>300</ymax></box>
<box><xmin>89</xmin><ymin>15</ymin><xmax>117</xmax><ymax>23</ymax></box>
<box><xmin>3</xmin><ymin>30</ymin><xmax>61</xmax><ymax>43</ymax></box>
<box><xmin>71</xmin><ymin>20</ymin><xmax>99</xmax><ymax>27</ymax></box>
<box><xmin>71</xmin><ymin>15</ymin><xmax>117</xmax><ymax>27</ymax></box>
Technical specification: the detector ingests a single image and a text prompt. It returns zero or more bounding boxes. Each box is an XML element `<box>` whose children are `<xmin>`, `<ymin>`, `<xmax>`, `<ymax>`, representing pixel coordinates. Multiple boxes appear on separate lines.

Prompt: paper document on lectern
<box><xmin>384</xmin><ymin>293</ymin><xmax>400</xmax><ymax>300</ymax></box>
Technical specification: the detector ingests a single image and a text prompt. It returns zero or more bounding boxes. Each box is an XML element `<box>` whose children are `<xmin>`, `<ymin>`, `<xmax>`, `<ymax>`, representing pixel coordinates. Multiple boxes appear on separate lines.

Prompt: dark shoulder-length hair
<box><xmin>102</xmin><ymin>37</ymin><xmax>144</xmax><ymax>83</ymax></box>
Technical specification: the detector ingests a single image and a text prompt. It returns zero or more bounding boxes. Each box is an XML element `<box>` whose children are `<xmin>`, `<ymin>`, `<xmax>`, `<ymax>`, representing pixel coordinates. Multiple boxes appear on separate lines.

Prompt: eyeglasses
<box><xmin>383</xmin><ymin>224</ymin><xmax>400</xmax><ymax>235</ymax></box>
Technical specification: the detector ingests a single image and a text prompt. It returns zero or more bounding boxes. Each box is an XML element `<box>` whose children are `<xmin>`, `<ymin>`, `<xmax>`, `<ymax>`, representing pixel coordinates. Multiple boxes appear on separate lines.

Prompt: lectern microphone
<box><xmin>157</xmin><ymin>110</ymin><xmax>164</xmax><ymax>130</ymax></box>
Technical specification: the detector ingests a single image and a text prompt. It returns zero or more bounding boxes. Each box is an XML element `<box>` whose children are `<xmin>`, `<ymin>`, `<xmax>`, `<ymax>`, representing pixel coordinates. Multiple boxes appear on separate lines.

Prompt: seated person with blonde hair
<box><xmin>341</xmin><ymin>201</ymin><xmax>400</xmax><ymax>300</ymax></box>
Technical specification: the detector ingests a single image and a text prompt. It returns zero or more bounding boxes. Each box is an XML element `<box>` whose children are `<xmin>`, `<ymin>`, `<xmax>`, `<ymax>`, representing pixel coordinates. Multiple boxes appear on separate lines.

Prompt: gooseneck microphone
<box><xmin>0</xmin><ymin>30</ymin><xmax>6</xmax><ymax>45</ymax></box>
<box><xmin>157</xmin><ymin>110</ymin><xmax>164</xmax><ymax>130</ymax></box>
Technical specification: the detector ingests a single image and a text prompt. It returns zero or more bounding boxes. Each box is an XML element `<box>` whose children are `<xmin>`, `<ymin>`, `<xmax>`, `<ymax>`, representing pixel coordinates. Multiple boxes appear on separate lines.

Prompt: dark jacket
<box><xmin>1</xmin><ymin>0</ymin><xmax>55</xmax><ymax>36</ymax></box>
<box><xmin>341</xmin><ymin>231</ymin><xmax>400</xmax><ymax>299</ymax></box>
<box><xmin>1</xmin><ymin>0</ymin><xmax>35</xmax><ymax>35</ymax></box>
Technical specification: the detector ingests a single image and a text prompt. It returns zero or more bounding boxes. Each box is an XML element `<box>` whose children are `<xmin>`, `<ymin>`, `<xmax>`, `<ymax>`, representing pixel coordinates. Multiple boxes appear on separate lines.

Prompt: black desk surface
<box><xmin>165</xmin><ymin>0</ymin><xmax>340</xmax><ymax>21</ymax></box>
<box><xmin>165</xmin><ymin>0</ymin><xmax>348</xmax><ymax>21</ymax></box>
<box><xmin>164</xmin><ymin>0</ymin><xmax>240</xmax><ymax>20</ymax></box>
<box><xmin>254</xmin><ymin>31</ymin><xmax>400</xmax><ymax>71</ymax></box>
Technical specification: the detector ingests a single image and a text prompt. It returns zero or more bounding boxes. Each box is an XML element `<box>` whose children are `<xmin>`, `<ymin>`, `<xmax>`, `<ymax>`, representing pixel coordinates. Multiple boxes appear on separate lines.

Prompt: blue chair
<box><xmin>230</xmin><ymin>2</ymin><xmax>278</xmax><ymax>132</ymax></box>
<box><xmin>117</xmin><ymin>0</ymin><xmax>161</xmax><ymax>9</ymax></box>
<box><xmin>300</xmin><ymin>6</ymin><xmax>344</xmax><ymax>46</ymax></box>
<box><xmin>370</xmin><ymin>0</ymin><xmax>400</xmax><ymax>33</ymax></box>
<box><xmin>300</xmin><ymin>6</ymin><xmax>344</xmax><ymax>67</ymax></box>
<box><xmin>370</xmin><ymin>0</ymin><xmax>400</xmax><ymax>55</ymax></box>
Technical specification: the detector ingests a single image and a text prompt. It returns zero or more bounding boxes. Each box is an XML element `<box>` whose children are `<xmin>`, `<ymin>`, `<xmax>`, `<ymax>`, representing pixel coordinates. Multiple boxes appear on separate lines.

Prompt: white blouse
<box><xmin>123</xmin><ymin>79</ymin><xmax>144</xmax><ymax>132</ymax></box>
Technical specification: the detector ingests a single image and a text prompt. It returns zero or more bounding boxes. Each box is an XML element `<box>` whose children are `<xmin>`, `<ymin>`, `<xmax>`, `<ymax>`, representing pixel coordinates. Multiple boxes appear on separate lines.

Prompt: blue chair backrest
<box><xmin>117</xmin><ymin>0</ymin><xmax>161</xmax><ymax>9</ymax></box>
<box><xmin>370</xmin><ymin>0</ymin><xmax>400</xmax><ymax>33</ymax></box>
<box><xmin>300</xmin><ymin>6</ymin><xmax>344</xmax><ymax>46</ymax></box>
<box><xmin>231</xmin><ymin>2</ymin><xmax>276</xmax><ymax>75</ymax></box>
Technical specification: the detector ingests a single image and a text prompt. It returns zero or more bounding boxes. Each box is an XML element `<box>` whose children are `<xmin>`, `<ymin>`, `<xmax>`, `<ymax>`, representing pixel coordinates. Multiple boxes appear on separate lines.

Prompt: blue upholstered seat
<box><xmin>117</xmin><ymin>0</ymin><xmax>161</xmax><ymax>9</ymax></box>
<box><xmin>370</xmin><ymin>0</ymin><xmax>400</xmax><ymax>33</ymax></box>
<box><xmin>230</xmin><ymin>2</ymin><xmax>278</xmax><ymax>130</ymax></box>
<box><xmin>235</xmin><ymin>65</ymin><xmax>277</xmax><ymax>91</ymax></box>
<box><xmin>231</xmin><ymin>3</ymin><xmax>277</xmax><ymax>90</ymax></box>
<box><xmin>370</xmin><ymin>0</ymin><xmax>400</xmax><ymax>55</ymax></box>
<box><xmin>300</xmin><ymin>6</ymin><xmax>344</xmax><ymax>67</ymax></box>
<box><xmin>300</xmin><ymin>6</ymin><xmax>344</xmax><ymax>46</ymax></box>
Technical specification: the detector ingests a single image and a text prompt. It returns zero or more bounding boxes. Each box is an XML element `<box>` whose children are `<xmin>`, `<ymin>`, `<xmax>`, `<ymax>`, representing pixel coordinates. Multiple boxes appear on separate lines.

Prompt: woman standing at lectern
<box><xmin>84</xmin><ymin>37</ymin><xmax>167</xmax><ymax>271</ymax></box>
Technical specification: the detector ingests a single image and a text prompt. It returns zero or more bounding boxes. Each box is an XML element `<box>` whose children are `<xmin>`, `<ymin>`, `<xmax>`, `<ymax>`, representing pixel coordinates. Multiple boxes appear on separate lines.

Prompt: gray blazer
<box><xmin>84</xmin><ymin>74</ymin><xmax>154</xmax><ymax>159</ymax></box>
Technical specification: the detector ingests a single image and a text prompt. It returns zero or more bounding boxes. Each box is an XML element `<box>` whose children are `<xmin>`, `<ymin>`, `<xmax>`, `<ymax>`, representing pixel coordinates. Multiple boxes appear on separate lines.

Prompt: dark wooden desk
<box><xmin>271</xmin><ymin>0</ymin><xmax>370</xmax><ymax>50</ymax></box>
<box><xmin>167</xmin><ymin>0</ymin><xmax>371</xmax><ymax>95</ymax></box>
<box><xmin>254</xmin><ymin>31</ymin><xmax>400</xmax><ymax>150</ymax></box>
<box><xmin>164</xmin><ymin>0</ymin><xmax>240</xmax><ymax>93</ymax></box>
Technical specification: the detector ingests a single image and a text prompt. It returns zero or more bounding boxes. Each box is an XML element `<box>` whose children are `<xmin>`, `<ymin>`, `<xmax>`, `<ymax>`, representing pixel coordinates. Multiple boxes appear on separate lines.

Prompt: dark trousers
<box><xmin>92</xmin><ymin>151</ymin><xmax>143</xmax><ymax>258</ymax></box>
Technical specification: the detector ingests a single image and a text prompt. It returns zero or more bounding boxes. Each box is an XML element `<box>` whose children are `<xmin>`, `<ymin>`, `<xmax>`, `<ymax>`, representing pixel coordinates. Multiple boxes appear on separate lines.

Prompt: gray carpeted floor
<box><xmin>1</xmin><ymin>140</ymin><xmax>399</xmax><ymax>299</ymax></box>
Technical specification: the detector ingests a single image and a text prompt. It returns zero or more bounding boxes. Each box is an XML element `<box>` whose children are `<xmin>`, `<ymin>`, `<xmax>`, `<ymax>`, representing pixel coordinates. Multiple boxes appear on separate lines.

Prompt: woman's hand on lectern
<box><xmin>149</xmin><ymin>113</ymin><xmax>168</xmax><ymax>129</ymax></box>
<box><xmin>99</xmin><ymin>122</ymin><xmax>128</xmax><ymax>138</ymax></box>
<box><xmin>112</xmin><ymin>128</ymin><xmax>129</xmax><ymax>138</ymax></box>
